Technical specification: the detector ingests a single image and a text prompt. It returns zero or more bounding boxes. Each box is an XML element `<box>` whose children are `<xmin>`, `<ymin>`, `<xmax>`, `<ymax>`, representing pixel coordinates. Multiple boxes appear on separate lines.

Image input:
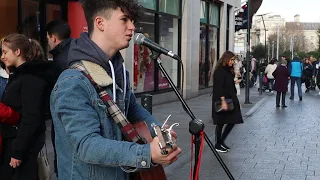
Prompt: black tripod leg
<box><xmin>193</xmin><ymin>135</ymin><xmax>200</xmax><ymax>180</ymax></box>
<box><xmin>204</xmin><ymin>133</ymin><xmax>235</xmax><ymax>180</ymax></box>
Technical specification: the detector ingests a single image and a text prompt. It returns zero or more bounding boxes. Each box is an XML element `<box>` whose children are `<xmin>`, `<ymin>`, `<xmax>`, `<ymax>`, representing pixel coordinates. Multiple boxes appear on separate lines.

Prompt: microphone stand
<box><xmin>150</xmin><ymin>50</ymin><xmax>235</xmax><ymax>180</ymax></box>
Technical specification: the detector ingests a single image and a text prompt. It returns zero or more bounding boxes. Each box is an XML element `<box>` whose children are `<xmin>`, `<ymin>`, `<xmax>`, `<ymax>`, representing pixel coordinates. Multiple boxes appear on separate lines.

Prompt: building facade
<box><xmin>0</xmin><ymin>0</ymin><xmax>240</xmax><ymax>104</ymax></box>
<box><xmin>252</xmin><ymin>14</ymin><xmax>285</xmax><ymax>47</ymax></box>
<box><xmin>286</xmin><ymin>15</ymin><xmax>320</xmax><ymax>52</ymax></box>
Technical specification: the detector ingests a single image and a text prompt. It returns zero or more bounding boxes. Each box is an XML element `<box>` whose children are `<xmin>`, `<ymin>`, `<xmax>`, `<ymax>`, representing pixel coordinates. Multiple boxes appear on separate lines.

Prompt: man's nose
<box><xmin>128</xmin><ymin>21</ymin><xmax>135</xmax><ymax>31</ymax></box>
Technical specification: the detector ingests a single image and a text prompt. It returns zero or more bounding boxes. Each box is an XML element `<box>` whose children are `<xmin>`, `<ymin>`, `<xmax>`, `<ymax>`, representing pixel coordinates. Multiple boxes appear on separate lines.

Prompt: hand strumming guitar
<box><xmin>150</xmin><ymin>137</ymin><xmax>182</xmax><ymax>165</ymax></box>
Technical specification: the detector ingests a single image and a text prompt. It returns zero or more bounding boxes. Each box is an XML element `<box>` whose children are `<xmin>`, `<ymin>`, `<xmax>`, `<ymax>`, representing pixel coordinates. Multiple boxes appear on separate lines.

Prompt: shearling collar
<box><xmin>81</xmin><ymin>60</ymin><xmax>113</xmax><ymax>87</ymax></box>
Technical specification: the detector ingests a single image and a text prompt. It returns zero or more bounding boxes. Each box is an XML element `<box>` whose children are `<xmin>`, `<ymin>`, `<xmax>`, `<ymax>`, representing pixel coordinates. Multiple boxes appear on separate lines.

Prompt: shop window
<box><xmin>226</xmin><ymin>6</ymin><xmax>230</xmax><ymax>51</ymax></box>
<box><xmin>158</xmin><ymin>15</ymin><xmax>179</xmax><ymax>89</ymax></box>
<box><xmin>134</xmin><ymin>12</ymin><xmax>155</xmax><ymax>93</ymax></box>
<box><xmin>135</xmin><ymin>1</ymin><xmax>182</xmax><ymax>94</ymax></box>
<box><xmin>138</xmin><ymin>0</ymin><xmax>156</xmax><ymax>10</ymax></box>
<box><xmin>209</xmin><ymin>3</ymin><xmax>219</xmax><ymax>26</ymax></box>
<box><xmin>200</xmin><ymin>1</ymin><xmax>208</xmax><ymax>23</ymax></box>
<box><xmin>208</xmin><ymin>27</ymin><xmax>218</xmax><ymax>86</ymax></box>
<box><xmin>199</xmin><ymin>2</ymin><xmax>220</xmax><ymax>89</ymax></box>
<box><xmin>20</xmin><ymin>0</ymin><xmax>40</xmax><ymax>40</ymax></box>
<box><xmin>159</xmin><ymin>0</ymin><xmax>180</xmax><ymax>16</ymax></box>
<box><xmin>199</xmin><ymin>25</ymin><xmax>207</xmax><ymax>89</ymax></box>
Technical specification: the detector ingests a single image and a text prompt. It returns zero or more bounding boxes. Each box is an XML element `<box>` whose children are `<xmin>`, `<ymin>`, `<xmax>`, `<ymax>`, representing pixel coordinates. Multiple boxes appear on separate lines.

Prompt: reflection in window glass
<box><xmin>199</xmin><ymin>25</ymin><xmax>206</xmax><ymax>89</ymax></box>
<box><xmin>20</xmin><ymin>0</ymin><xmax>40</xmax><ymax>40</ymax></box>
<box><xmin>200</xmin><ymin>1</ymin><xmax>208</xmax><ymax>23</ymax></box>
<box><xmin>138</xmin><ymin>0</ymin><xmax>156</xmax><ymax>10</ymax></box>
<box><xmin>209</xmin><ymin>4</ymin><xmax>219</xmax><ymax>26</ymax></box>
<box><xmin>208</xmin><ymin>27</ymin><xmax>218</xmax><ymax>86</ymax></box>
<box><xmin>158</xmin><ymin>15</ymin><xmax>179</xmax><ymax>89</ymax></box>
<box><xmin>159</xmin><ymin>0</ymin><xmax>180</xmax><ymax>16</ymax></box>
<box><xmin>134</xmin><ymin>12</ymin><xmax>155</xmax><ymax>93</ymax></box>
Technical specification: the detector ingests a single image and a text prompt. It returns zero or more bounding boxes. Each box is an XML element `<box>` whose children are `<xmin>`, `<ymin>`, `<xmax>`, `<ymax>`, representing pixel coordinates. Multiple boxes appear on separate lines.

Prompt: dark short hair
<box><xmin>269</xmin><ymin>59</ymin><xmax>275</xmax><ymax>64</ymax></box>
<box><xmin>46</xmin><ymin>20</ymin><xmax>71</xmax><ymax>40</ymax></box>
<box><xmin>80</xmin><ymin>0</ymin><xmax>141</xmax><ymax>36</ymax></box>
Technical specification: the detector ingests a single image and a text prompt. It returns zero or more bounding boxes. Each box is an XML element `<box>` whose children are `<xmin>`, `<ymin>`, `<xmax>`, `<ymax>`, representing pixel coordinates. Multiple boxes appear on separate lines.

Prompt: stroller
<box><xmin>258</xmin><ymin>74</ymin><xmax>269</xmax><ymax>92</ymax></box>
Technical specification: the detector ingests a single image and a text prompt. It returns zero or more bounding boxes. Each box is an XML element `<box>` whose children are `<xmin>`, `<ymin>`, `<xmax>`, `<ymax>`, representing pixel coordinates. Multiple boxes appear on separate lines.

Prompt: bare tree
<box><xmin>267</xmin><ymin>23</ymin><xmax>308</xmax><ymax>57</ymax></box>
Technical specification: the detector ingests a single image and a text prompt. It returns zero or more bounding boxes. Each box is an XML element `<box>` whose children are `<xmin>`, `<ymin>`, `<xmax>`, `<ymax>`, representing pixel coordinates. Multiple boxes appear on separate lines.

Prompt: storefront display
<box><xmin>199</xmin><ymin>1</ymin><xmax>220</xmax><ymax>89</ymax></box>
<box><xmin>133</xmin><ymin>0</ymin><xmax>181</xmax><ymax>94</ymax></box>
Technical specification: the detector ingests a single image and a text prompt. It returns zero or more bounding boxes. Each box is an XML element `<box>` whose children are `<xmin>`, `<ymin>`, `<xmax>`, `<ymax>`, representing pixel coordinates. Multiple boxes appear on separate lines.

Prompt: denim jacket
<box><xmin>50</xmin><ymin>61</ymin><xmax>161</xmax><ymax>180</ymax></box>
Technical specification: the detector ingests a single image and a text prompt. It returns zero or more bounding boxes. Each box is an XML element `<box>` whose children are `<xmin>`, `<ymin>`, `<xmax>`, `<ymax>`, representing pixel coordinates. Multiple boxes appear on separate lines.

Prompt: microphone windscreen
<box><xmin>134</xmin><ymin>33</ymin><xmax>145</xmax><ymax>45</ymax></box>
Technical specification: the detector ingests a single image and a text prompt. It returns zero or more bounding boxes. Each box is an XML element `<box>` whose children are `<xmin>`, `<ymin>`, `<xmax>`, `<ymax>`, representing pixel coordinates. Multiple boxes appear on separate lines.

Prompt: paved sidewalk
<box><xmin>46</xmin><ymin>86</ymin><xmax>264</xmax><ymax>180</ymax></box>
<box><xmin>166</xmin><ymin>88</ymin><xmax>320</xmax><ymax>180</ymax></box>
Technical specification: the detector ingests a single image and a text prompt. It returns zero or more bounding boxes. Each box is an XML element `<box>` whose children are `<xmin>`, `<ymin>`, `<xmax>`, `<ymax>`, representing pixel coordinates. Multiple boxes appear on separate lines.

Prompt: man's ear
<box><xmin>95</xmin><ymin>16</ymin><xmax>105</xmax><ymax>32</ymax></box>
<box><xmin>52</xmin><ymin>35</ymin><xmax>58</xmax><ymax>43</ymax></box>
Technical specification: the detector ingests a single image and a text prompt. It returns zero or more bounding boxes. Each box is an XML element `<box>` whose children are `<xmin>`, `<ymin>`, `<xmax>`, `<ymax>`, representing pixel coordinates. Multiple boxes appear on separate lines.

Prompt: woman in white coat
<box><xmin>264</xmin><ymin>59</ymin><xmax>278</xmax><ymax>92</ymax></box>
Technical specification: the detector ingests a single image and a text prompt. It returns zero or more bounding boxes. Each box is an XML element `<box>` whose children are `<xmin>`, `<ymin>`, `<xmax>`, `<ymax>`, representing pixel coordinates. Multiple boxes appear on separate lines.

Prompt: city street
<box><xmin>47</xmin><ymin>85</ymin><xmax>320</xmax><ymax>180</ymax></box>
<box><xmin>166</xmin><ymin>88</ymin><xmax>320</xmax><ymax>180</ymax></box>
<box><xmin>46</xmin><ymin>86</ymin><xmax>264</xmax><ymax>180</ymax></box>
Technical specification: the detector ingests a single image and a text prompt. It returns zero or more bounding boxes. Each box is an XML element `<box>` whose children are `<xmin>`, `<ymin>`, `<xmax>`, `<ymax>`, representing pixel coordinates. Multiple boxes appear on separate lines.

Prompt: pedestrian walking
<box><xmin>273</xmin><ymin>59</ymin><xmax>290</xmax><ymax>108</ymax></box>
<box><xmin>234</xmin><ymin>55</ymin><xmax>242</xmax><ymax>95</ymax></box>
<box><xmin>303</xmin><ymin>58</ymin><xmax>313</xmax><ymax>93</ymax></box>
<box><xmin>250</xmin><ymin>57</ymin><xmax>258</xmax><ymax>85</ymax></box>
<box><xmin>212</xmin><ymin>51</ymin><xmax>243</xmax><ymax>153</ymax></box>
<box><xmin>288</xmin><ymin>56</ymin><xmax>303</xmax><ymax>101</ymax></box>
<box><xmin>264</xmin><ymin>59</ymin><xmax>277</xmax><ymax>93</ymax></box>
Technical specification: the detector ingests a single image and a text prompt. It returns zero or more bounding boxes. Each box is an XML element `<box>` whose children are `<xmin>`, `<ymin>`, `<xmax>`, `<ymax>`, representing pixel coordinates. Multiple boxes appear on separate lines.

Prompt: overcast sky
<box><xmin>242</xmin><ymin>0</ymin><xmax>320</xmax><ymax>22</ymax></box>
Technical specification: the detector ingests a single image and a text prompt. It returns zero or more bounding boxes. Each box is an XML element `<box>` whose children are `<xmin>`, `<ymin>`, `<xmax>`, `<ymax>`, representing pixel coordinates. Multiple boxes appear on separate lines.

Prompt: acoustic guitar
<box><xmin>130</xmin><ymin>122</ymin><xmax>167</xmax><ymax>180</ymax></box>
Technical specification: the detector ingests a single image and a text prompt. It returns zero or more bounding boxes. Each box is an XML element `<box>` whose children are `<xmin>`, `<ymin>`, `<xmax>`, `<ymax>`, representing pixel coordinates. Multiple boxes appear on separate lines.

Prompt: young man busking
<box><xmin>50</xmin><ymin>0</ymin><xmax>182</xmax><ymax>179</ymax></box>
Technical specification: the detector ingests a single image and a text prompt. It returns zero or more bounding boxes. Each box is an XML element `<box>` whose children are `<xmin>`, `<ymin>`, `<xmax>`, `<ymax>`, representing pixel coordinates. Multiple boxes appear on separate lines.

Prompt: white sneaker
<box><xmin>318</xmin><ymin>91</ymin><xmax>320</xmax><ymax>95</ymax></box>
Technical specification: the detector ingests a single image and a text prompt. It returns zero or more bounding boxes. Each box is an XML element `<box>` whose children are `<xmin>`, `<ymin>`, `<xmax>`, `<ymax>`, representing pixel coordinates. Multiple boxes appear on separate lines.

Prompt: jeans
<box><xmin>305</xmin><ymin>76</ymin><xmax>312</xmax><ymax>90</ymax></box>
<box><xmin>268</xmin><ymin>78</ymin><xmax>275</xmax><ymax>91</ymax></box>
<box><xmin>0</xmin><ymin>77</ymin><xmax>7</xmax><ymax>99</ymax></box>
<box><xmin>290</xmin><ymin>77</ymin><xmax>302</xmax><ymax>98</ymax></box>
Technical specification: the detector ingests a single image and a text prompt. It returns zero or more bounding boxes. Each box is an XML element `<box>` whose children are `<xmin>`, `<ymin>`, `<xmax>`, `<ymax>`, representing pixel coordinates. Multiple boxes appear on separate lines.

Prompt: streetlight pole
<box><xmin>276</xmin><ymin>25</ymin><xmax>280</xmax><ymax>60</ymax></box>
<box><xmin>245</xmin><ymin>0</ymin><xmax>251</xmax><ymax>104</ymax></box>
<box><xmin>256</xmin><ymin>13</ymin><xmax>271</xmax><ymax>60</ymax></box>
<box><xmin>272</xmin><ymin>41</ymin><xmax>275</xmax><ymax>58</ymax></box>
<box><xmin>261</xmin><ymin>16</ymin><xmax>267</xmax><ymax>60</ymax></box>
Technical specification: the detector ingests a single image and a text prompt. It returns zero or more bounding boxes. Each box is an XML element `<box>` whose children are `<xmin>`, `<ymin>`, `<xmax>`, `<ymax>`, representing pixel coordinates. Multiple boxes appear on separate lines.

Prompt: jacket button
<box><xmin>141</xmin><ymin>161</ymin><xmax>147</xmax><ymax>167</ymax></box>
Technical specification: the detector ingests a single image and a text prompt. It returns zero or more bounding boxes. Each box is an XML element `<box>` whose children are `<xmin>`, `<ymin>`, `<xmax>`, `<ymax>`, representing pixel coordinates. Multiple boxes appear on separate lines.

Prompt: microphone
<box><xmin>134</xmin><ymin>33</ymin><xmax>179</xmax><ymax>60</ymax></box>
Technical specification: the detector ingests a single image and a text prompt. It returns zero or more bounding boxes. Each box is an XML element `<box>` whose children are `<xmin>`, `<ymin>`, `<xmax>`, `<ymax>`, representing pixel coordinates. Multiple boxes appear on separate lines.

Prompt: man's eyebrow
<box><xmin>121</xmin><ymin>14</ymin><xmax>130</xmax><ymax>18</ymax></box>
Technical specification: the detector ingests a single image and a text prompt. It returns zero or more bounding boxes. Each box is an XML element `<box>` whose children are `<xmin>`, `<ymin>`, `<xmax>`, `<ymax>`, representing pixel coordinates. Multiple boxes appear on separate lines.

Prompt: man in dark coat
<box><xmin>46</xmin><ymin>20</ymin><xmax>72</xmax><ymax>177</ymax></box>
<box><xmin>47</xmin><ymin>20</ymin><xmax>72</xmax><ymax>80</ymax></box>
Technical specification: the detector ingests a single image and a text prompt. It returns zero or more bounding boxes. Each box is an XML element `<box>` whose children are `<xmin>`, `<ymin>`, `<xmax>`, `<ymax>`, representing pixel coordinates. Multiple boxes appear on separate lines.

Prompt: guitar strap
<box><xmin>70</xmin><ymin>61</ymin><xmax>144</xmax><ymax>144</ymax></box>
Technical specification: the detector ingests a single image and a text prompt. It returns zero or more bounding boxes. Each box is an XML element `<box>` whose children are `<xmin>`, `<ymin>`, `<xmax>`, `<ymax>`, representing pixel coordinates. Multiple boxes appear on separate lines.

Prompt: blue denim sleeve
<box><xmin>127</xmin><ymin>91</ymin><xmax>162</xmax><ymax>138</ymax></box>
<box><xmin>51</xmin><ymin>74</ymin><xmax>152</xmax><ymax>169</ymax></box>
